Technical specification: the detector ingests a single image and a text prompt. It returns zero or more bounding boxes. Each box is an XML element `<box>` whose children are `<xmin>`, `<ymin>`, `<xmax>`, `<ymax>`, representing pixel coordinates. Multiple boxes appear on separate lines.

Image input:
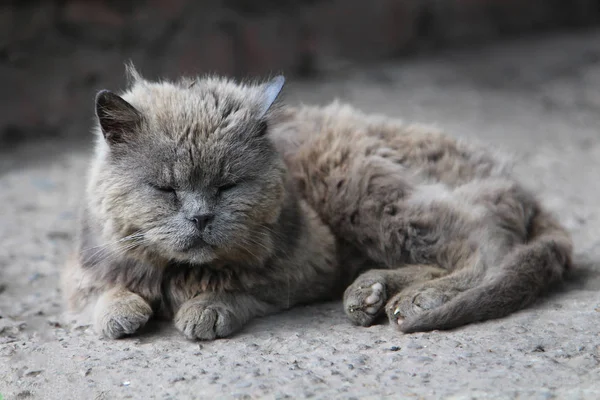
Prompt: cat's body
<box><xmin>63</xmin><ymin>69</ymin><xmax>572</xmax><ymax>339</ymax></box>
<box><xmin>273</xmin><ymin>104</ymin><xmax>572</xmax><ymax>332</ymax></box>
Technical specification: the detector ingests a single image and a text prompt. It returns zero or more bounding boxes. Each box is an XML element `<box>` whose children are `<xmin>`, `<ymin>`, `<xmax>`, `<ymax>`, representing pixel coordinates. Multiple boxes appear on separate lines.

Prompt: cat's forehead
<box><xmin>120</xmin><ymin>80</ymin><xmax>268</xmax><ymax>180</ymax></box>
<box><xmin>126</xmin><ymin>79</ymin><xmax>260</xmax><ymax>139</ymax></box>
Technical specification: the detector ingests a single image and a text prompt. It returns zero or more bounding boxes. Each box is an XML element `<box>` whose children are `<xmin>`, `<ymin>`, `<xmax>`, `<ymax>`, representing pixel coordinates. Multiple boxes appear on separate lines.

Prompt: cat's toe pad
<box><xmin>175</xmin><ymin>301</ymin><xmax>241</xmax><ymax>340</ymax></box>
<box><xmin>363</xmin><ymin>283</ymin><xmax>384</xmax><ymax>313</ymax></box>
<box><xmin>344</xmin><ymin>281</ymin><xmax>387</xmax><ymax>326</ymax></box>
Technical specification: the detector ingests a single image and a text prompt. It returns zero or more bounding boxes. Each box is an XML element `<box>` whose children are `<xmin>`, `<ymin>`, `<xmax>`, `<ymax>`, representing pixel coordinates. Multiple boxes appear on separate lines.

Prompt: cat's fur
<box><xmin>62</xmin><ymin>67</ymin><xmax>572</xmax><ymax>339</ymax></box>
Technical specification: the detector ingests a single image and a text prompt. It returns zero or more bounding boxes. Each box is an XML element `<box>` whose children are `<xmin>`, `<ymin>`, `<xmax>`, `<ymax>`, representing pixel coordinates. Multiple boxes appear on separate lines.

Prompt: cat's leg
<box><xmin>293</xmin><ymin>141</ymin><xmax>416</xmax><ymax>268</ymax></box>
<box><xmin>385</xmin><ymin>266</ymin><xmax>481</xmax><ymax>326</ymax></box>
<box><xmin>384</xmin><ymin>182</ymin><xmax>536</xmax><ymax>326</ymax></box>
<box><xmin>344</xmin><ymin>265</ymin><xmax>447</xmax><ymax>326</ymax></box>
<box><xmin>174</xmin><ymin>292</ymin><xmax>276</xmax><ymax>340</ymax></box>
<box><xmin>94</xmin><ymin>287</ymin><xmax>153</xmax><ymax>339</ymax></box>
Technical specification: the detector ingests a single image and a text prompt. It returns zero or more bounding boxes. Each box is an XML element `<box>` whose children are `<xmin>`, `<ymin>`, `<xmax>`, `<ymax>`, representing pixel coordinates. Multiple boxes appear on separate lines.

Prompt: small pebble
<box><xmin>169</xmin><ymin>376</ymin><xmax>185</xmax><ymax>384</ymax></box>
<box><xmin>24</xmin><ymin>370</ymin><xmax>43</xmax><ymax>377</ymax></box>
<box><xmin>514</xmin><ymin>326</ymin><xmax>528</xmax><ymax>334</ymax></box>
<box><xmin>28</xmin><ymin>272</ymin><xmax>44</xmax><ymax>282</ymax></box>
<box><xmin>48</xmin><ymin>320</ymin><xmax>62</xmax><ymax>328</ymax></box>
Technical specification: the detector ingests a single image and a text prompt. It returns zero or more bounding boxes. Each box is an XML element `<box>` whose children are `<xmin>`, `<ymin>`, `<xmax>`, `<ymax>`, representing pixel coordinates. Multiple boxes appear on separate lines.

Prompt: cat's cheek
<box><xmin>206</xmin><ymin>217</ymin><xmax>241</xmax><ymax>243</ymax></box>
<box><xmin>265</xmin><ymin>204</ymin><xmax>282</xmax><ymax>224</ymax></box>
<box><xmin>258</xmin><ymin>184</ymin><xmax>285</xmax><ymax>224</ymax></box>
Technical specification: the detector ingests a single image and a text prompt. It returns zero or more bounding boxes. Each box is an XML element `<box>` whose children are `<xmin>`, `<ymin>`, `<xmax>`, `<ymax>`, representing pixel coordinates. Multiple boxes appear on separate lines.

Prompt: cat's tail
<box><xmin>399</xmin><ymin>209</ymin><xmax>573</xmax><ymax>333</ymax></box>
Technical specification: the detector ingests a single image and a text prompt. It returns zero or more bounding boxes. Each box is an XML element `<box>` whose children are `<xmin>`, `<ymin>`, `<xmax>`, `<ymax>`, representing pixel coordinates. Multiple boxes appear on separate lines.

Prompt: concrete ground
<box><xmin>1</xmin><ymin>30</ymin><xmax>600</xmax><ymax>399</ymax></box>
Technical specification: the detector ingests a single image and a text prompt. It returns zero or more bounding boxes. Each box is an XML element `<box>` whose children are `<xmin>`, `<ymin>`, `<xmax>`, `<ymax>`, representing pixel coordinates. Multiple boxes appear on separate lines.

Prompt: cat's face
<box><xmin>91</xmin><ymin>74</ymin><xmax>286</xmax><ymax>265</ymax></box>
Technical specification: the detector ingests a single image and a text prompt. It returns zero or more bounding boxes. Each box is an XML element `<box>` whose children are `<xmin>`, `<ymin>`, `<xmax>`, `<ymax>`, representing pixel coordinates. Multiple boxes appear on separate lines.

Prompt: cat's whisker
<box><xmin>235</xmin><ymin>241</ymin><xmax>262</xmax><ymax>262</ymax></box>
<box><xmin>244</xmin><ymin>232</ymin><xmax>294</xmax><ymax>262</ymax></box>
<box><xmin>241</xmin><ymin>237</ymin><xmax>271</xmax><ymax>252</ymax></box>
<box><xmin>81</xmin><ymin>230</ymin><xmax>147</xmax><ymax>252</ymax></box>
<box><xmin>83</xmin><ymin>235</ymin><xmax>150</xmax><ymax>265</ymax></box>
<box><xmin>85</xmin><ymin>236</ymin><xmax>145</xmax><ymax>255</ymax></box>
<box><xmin>97</xmin><ymin>241</ymin><xmax>148</xmax><ymax>265</ymax></box>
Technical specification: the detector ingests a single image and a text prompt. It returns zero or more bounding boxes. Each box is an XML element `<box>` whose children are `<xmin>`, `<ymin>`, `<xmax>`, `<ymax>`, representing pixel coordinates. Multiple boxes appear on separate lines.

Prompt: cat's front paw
<box><xmin>175</xmin><ymin>300</ymin><xmax>241</xmax><ymax>340</ymax></box>
<box><xmin>344</xmin><ymin>276</ymin><xmax>387</xmax><ymax>327</ymax></box>
<box><xmin>94</xmin><ymin>290</ymin><xmax>153</xmax><ymax>339</ymax></box>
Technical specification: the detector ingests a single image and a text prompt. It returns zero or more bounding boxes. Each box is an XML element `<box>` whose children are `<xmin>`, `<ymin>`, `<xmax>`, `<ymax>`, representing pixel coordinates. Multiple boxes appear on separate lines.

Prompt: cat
<box><xmin>62</xmin><ymin>65</ymin><xmax>572</xmax><ymax>339</ymax></box>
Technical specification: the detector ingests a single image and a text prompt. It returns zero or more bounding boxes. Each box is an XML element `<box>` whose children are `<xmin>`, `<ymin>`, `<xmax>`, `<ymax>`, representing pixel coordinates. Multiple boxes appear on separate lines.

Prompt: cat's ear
<box><xmin>258</xmin><ymin>75</ymin><xmax>285</xmax><ymax>118</ymax></box>
<box><xmin>95</xmin><ymin>90</ymin><xmax>142</xmax><ymax>144</ymax></box>
<box><xmin>125</xmin><ymin>61</ymin><xmax>144</xmax><ymax>86</ymax></box>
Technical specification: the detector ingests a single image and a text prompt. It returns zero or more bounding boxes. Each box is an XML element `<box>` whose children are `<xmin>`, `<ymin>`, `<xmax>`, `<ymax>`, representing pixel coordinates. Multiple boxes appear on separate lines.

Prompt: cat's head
<box><xmin>89</xmin><ymin>66</ymin><xmax>287</xmax><ymax>266</ymax></box>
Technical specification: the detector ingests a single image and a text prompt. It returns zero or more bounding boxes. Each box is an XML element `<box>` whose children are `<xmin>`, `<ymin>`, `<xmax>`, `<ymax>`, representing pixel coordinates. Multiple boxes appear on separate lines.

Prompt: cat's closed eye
<box><xmin>217</xmin><ymin>182</ymin><xmax>237</xmax><ymax>194</ymax></box>
<box><xmin>149</xmin><ymin>183</ymin><xmax>177</xmax><ymax>195</ymax></box>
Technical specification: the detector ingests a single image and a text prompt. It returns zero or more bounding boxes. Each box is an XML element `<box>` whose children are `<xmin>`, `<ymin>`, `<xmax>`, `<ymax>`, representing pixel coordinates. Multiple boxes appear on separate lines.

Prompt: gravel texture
<box><xmin>1</xmin><ymin>31</ymin><xmax>600</xmax><ymax>399</ymax></box>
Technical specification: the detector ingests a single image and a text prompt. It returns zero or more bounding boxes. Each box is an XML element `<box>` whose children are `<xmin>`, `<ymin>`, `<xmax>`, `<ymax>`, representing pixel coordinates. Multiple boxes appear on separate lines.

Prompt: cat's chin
<box><xmin>164</xmin><ymin>236</ymin><xmax>219</xmax><ymax>263</ymax></box>
<box><xmin>170</xmin><ymin>247</ymin><xmax>218</xmax><ymax>265</ymax></box>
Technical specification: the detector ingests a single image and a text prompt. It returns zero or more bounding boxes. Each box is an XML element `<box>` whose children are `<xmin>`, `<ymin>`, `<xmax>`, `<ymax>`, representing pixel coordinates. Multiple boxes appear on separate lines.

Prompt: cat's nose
<box><xmin>190</xmin><ymin>214</ymin><xmax>214</xmax><ymax>231</ymax></box>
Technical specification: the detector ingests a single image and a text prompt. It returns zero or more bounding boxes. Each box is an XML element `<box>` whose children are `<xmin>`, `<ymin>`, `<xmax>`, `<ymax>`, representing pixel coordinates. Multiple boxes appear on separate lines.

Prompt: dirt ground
<box><xmin>1</xmin><ymin>30</ymin><xmax>600</xmax><ymax>399</ymax></box>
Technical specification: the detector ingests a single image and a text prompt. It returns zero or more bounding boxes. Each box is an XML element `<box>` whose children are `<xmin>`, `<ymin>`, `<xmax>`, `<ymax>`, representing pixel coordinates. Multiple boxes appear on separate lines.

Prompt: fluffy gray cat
<box><xmin>62</xmin><ymin>66</ymin><xmax>572</xmax><ymax>339</ymax></box>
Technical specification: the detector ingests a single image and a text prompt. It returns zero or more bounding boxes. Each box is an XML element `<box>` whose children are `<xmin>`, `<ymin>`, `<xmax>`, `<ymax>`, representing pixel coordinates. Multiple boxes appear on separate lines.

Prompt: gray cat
<box><xmin>62</xmin><ymin>66</ymin><xmax>572</xmax><ymax>339</ymax></box>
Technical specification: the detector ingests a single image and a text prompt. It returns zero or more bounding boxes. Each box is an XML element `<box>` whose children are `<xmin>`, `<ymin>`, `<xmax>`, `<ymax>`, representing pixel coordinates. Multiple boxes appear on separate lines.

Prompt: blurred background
<box><xmin>2</xmin><ymin>0</ymin><xmax>600</xmax><ymax>149</ymax></box>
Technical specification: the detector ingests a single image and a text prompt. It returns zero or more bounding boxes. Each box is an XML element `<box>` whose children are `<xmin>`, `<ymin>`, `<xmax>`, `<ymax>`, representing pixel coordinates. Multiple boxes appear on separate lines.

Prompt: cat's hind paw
<box><xmin>385</xmin><ymin>287</ymin><xmax>454</xmax><ymax>328</ymax></box>
<box><xmin>344</xmin><ymin>280</ymin><xmax>387</xmax><ymax>327</ymax></box>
